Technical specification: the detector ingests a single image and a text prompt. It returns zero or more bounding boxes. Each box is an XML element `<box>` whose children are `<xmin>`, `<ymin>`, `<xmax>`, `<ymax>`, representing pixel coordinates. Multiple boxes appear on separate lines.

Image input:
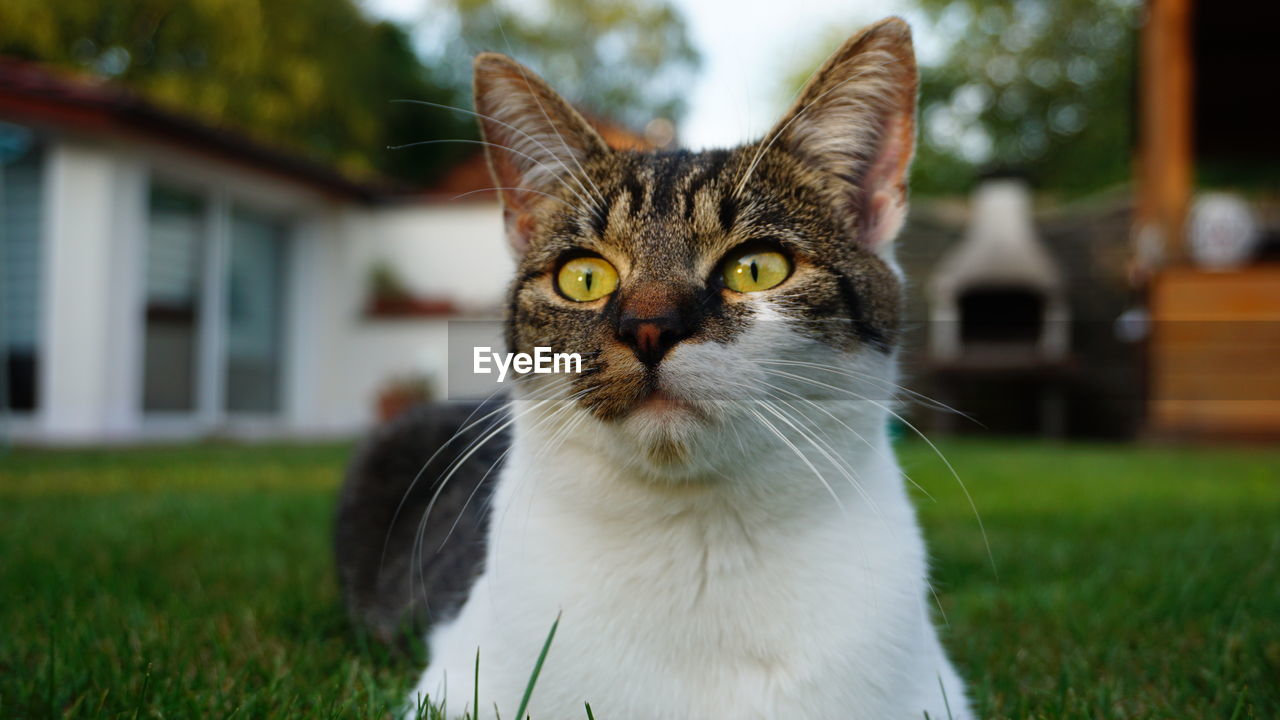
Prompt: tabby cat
<box><xmin>336</xmin><ymin>17</ymin><xmax>971</xmax><ymax>719</ymax></box>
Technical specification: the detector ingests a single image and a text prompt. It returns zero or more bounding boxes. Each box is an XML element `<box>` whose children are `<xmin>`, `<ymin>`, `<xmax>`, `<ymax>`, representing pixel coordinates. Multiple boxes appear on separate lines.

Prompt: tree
<box><xmin>785</xmin><ymin>0</ymin><xmax>1142</xmax><ymax>197</ymax></box>
<box><xmin>419</xmin><ymin>0</ymin><xmax>700</xmax><ymax>133</ymax></box>
<box><xmin>0</xmin><ymin>0</ymin><xmax>474</xmax><ymax>184</ymax></box>
<box><xmin>1</xmin><ymin>0</ymin><xmax>700</xmax><ymax>185</ymax></box>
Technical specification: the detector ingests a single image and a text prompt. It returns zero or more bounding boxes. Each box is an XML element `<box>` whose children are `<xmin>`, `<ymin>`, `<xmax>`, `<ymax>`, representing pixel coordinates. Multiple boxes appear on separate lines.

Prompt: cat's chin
<box><xmin>609</xmin><ymin>389</ymin><xmax>719</xmax><ymax>472</ymax></box>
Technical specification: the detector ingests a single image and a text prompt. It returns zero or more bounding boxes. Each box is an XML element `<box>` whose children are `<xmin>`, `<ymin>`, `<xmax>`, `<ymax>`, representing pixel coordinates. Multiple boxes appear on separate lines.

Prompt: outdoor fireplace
<box><xmin>927</xmin><ymin>177</ymin><xmax>1071</xmax><ymax>435</ymax></box>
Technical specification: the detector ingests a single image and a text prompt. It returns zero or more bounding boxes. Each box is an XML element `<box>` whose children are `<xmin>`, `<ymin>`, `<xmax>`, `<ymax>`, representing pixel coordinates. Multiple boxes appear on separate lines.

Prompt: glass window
<box><xmin>224</xmin><ymin>208</ymin><xmax>287</xmax><ymax>414</ymax></box>
<box><xmin>142</xmin><ymin>187</ymin><xmax>205</xmax><ymax>412</ymax></box>
<box><xmin>140</xmin><ymin>183</ymin><xmax>290</xmax><ymax>421</ymax></box>
<box><xmin>1</xmin><ymin>133</ymin><xmax>42</xmax><ymax>412</ymax></box>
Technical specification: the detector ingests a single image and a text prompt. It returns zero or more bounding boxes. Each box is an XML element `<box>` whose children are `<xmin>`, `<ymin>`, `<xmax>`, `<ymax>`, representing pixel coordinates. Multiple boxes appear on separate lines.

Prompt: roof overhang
<box><xmin>0</xmin><ymin>57</ymin><xmax>393</xmax><ymax>203</ymax></box>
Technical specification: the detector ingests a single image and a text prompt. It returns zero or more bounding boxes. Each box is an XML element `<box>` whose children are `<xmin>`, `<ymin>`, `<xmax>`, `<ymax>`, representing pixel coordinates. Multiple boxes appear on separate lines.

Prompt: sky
<box><xmin>361</xmin><ymin>0</ymin><xmax>942</xmax><ymax>149</ymax></box>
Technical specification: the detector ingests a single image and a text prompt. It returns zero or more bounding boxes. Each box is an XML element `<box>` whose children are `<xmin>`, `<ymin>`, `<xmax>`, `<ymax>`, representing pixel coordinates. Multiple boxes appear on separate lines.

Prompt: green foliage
<box><xmin>2</xmin><ymin>440</ymin><xmax>1277</xmax><ymax>718</ymax></box>
<box><xmin>913</xmin><ymin>0</ymin><xmax>1142</xmax><ymax>197</ymax></box>
<box><xmin>424</xmin><ymin>0</ymin><xmax>700</xmax><ymax>131</ymax></box>
<box><xmin>0</xmin><ymin>0</ymin><xmax>475</xmax><ymax>185</ymax></box>
<box><xmin>785</xmin><ymin>1</ymin><xmax>1142</xmax><ymax>197</ymax></box>
<box><xmin>0</xmin><ymin>0</ymin><xmax>700</xmax><ymax>186</ymax></box>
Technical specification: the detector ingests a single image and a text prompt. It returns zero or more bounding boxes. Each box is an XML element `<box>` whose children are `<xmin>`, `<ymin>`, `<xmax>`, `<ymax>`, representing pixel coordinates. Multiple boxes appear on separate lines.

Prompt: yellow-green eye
<box><xmin>557</xmin><ymin>256</ymin><xmax>619</xmax><ymax>302</ymax></box>
<box><xmin>722</xmin><ymin>248</ymin><xmax>791</xmax><ymax>293</ymax></box>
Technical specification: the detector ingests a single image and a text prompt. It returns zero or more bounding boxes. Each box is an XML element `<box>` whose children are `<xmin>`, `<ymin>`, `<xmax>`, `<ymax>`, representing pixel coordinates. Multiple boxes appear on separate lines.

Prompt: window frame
<box><xmin>0</xmin><ymin>132</ymin><xmax>46</xmax><ymax>420</ymax></box>
<box><xmin>139</xmin><ymin>174</ymin><xmax>295</xmax><ymax>432</ymax></box>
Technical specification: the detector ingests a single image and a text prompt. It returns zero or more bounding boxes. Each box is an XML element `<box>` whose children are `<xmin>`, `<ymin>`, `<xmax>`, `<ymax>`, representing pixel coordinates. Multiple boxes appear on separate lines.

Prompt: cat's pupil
<box><xmin>584</xmin><ymin>270</ymin><xmax>593</xmax><ymax>290</ymax></box>
<box><xmin>750</xmin><ymin>260</ymin><xmax>759</xmax><ymax>283</ymax></box>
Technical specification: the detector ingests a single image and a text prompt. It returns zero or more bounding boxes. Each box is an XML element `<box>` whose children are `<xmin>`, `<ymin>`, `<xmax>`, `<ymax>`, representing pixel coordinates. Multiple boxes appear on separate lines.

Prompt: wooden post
<box><xmin>1135</xmin><ymin>0</ymin><xmax>1193</xmax><ymax>270</ymax></box>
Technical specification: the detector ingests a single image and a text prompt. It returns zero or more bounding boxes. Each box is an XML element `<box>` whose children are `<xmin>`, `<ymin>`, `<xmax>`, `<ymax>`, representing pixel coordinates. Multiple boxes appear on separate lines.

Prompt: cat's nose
<box><xmin>618</xmin><ymin>309</ymin><xmax>689</xmax><ymax>366</ymax></box>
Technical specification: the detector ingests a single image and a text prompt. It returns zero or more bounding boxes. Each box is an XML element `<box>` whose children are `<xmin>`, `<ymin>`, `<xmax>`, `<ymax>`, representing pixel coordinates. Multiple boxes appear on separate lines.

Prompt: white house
<box><xmin>0</xmin><ymin>59</ymin><xmax>515</xmax><ymax>443</ymax></box>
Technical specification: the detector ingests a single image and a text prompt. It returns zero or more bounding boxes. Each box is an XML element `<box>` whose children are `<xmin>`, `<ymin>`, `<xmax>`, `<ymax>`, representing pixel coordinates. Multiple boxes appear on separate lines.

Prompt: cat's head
<box><xmin>473</xmin><ymin>18</ymin><xmax>917</xmax><ymax>474</ymax></box>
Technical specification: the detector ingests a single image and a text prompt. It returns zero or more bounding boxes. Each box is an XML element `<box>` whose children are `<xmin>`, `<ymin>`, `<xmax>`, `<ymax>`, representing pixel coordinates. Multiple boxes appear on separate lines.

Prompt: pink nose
<box><xmin>617</xmin><ymin>282</ymin><xmax>693</xmax><ymax>366</ymax></box>
<box><xmin>618</xmin><ymin>311</ymin><xmax>687</xmax><ymax>366</ymax></box>
<box><xmin>632</xmin><ymin>322</ymin><xmax>663</xmax><ymax>357</ymax></box>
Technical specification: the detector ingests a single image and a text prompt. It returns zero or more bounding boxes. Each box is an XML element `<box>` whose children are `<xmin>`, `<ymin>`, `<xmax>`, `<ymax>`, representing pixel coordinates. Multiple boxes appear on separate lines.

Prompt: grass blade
<box><xmin>513</xmin><ymin>613</ymin><xmax>561</xmax><ymax>720</ymax></box>
<box><xmin>1229</xmin><ymin>685</ymin><xmax>1248</xmax><ymax>720</ymax></box>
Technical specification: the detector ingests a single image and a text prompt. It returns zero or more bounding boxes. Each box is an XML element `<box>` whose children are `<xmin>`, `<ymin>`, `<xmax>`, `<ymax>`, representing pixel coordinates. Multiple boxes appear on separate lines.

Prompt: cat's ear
<box><xmin>472</xmin><ymin>52</ymin><xmax>609</xmax><ymax>255</ymax></box>
<box><xmin>767</xmin><ymin>17</ymin><xmax>917</xmax><ymax>255</ymax></box>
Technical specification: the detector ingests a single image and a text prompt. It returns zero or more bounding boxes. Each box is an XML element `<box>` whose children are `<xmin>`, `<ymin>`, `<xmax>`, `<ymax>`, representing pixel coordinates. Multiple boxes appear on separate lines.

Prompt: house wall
<box><xmin>3</xmin><ymin>118</ymin><xmax>514</xmax><ymax>442</ymax></box>
<box><xmin>36</xmin><ymin>140</ymin><xmax>128</xmax><ymax>440</ymax></box>
<box><xmin>7</xmin><ymin>128</ymin><xmax>353</xmax><ymax>442</ymax></box>
<box><xmin>306</xmin><ymin>201</ymin><xmax>510</xmax><ymax>432</ymax></box>
<box><xmin>359</xmin><ymin>201</ymin><xmax>512</xmax><ymax>310</ymax></box>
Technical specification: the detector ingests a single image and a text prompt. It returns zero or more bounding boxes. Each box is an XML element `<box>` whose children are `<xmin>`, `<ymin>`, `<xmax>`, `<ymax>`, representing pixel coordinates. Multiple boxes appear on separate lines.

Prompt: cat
<box><xmin>335</xmin><ymin>16</ymin><xmax>972</xmax><ymax>720</ymax></box>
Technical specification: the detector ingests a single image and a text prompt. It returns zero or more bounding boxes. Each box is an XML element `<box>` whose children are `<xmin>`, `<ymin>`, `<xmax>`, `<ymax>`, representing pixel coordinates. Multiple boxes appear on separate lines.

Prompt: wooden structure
<box><xmin>1135</xmin><ymin>0</ymin><xmax>1193</xmax><ymax>268</ymax></box>
<box><xmin>1150</xmin><ymin>268</ymin><xmax>1280</xmax><ymax>437</ymax></box>
<box><xmin>1138</xmin><ymin>0</ymin><xmax>1280</xmax><ymax>438</ymax></box>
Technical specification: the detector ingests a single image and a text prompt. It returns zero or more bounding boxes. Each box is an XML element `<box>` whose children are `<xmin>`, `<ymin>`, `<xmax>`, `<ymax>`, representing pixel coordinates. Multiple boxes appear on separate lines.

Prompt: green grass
<box><xmin>1</xmin><ymin>439</ymin><xmax>1277</xmax><ymax>718</ymax></box>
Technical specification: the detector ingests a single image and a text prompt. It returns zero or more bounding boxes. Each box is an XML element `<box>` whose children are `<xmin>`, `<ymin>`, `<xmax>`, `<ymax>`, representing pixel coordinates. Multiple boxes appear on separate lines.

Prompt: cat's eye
<box><xmin>557</xmin><ymin>256</ymin><xmax>619</xmax><ymax>302</ymax></box>
<box><xmin>721</xmin><ymin>248</ymin><xmax>791</xmax><ymax>293</ymax></box>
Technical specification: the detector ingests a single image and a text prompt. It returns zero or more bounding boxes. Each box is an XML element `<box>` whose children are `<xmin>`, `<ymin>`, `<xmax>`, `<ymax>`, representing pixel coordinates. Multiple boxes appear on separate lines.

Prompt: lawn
<box><xmin>1</xmin><ymin>439</ymin><xmax>1277</xmax><ymax>719</ymax></box>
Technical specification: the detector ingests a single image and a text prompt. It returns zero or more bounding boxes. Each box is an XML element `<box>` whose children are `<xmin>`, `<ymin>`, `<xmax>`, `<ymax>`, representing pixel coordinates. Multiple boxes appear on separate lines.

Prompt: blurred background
<box><xmin>0</xmin><ymin>0</ymin><xmax>1276</xmax><ymax>443</ymax></box>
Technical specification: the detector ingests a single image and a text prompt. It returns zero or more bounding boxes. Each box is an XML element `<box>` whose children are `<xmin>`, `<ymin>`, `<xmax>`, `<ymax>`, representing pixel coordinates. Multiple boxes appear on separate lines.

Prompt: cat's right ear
<box><xmin>472</xmin><ymin>53</ymin><xmax>609</xmax><ymax>256</ymax></box>
<box><xmin>764</xmin><ymin>18</ymin><xmax>918</xmax><ymax>256</ymax></box>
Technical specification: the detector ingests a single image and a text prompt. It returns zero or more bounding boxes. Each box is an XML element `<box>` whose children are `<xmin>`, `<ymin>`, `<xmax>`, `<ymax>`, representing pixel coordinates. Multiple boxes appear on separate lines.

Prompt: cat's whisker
<box><xmin>447</xmin><ymin>186</ymin><xmax>577</xmax><ymax>209</ymax></box>
<box><xmin>391</xmin><ymin>98</ymin><xmax>608</xmax><ymax>219</ymax></box>
<box><xmin>408</xmin><ymin>407</ymin><xmax>519</xmax><ymax>607</ymax></box>
<box><xmin>381</xmin><ymin>377</ymin><xmax>571</xmax><ymax>579</ymax></box>
<box><xmin>440</xmin><ymin>382</ymin><xmax>601</xmax><ymax>554</ymax></box>
<box><xmin>437</xmin><ymin>443</ymin><xmax>511</xmax><ymax>555</ymax></box>
<box><xmin>379</xmin><ymin>388</ymin><xmax>519</xmax><ymax>579</ymax></box>
<box><xmin>488</xmin><ymin>385</ymin><xmax>600</xmax><ymax>581</ymax></box>
<box><xmin>755</xmin><ymin>397</ymin><xmax>889</xmax><ymax>528</ymax></box>
<box><xmin>759</xmin><ymin>394</ymin><xmax>870</xmax><ymax>485</ymax></box>
<box><xmin>925</xmin><ymin>576</ymin><xmax>950</xmax><ymax>628</ymax></box>
<box><xmin>745</xmin><ymin>404</ymin><xmax>845</xmax><ymax>513</ymax></box>
<box><xmin>763</xmin><ymin>367</ymin><xmax>997</xmax><ymax>578</ymax></box>
<box><xmin>757</xmin><ymin>378</ymin><xmax>935</xmax><ymax>503</ymax></box>
<box><xmin>746</xmin><ymin>392</ymin><xmax>888</xmax><ymax>617</ymax></box>
<box><xmin>757</xmin><ymin>358</ymin><xmax>978</xmax><ymax>423</ymax></box>
<box><xmin>387</xmin><ymin>137</ymin><xmax>602</xmax><ymax>217</ymax></box>
<box><xmin>412</xmin><ymin>377</ymin><xmax>585</xmax><ymax>597</ymax></box>
<box><xmin>717</xmin><ymin>375</ymin><xmax>854</xmax><ymax>474</ymax></box>
<box><xmin>408</xmin><ymin>379</ymin><xmax>581</xmax><ymax>604</ymax></box>
<box><xmin>491</xmin><ymin>23</ymin><xmax>611</xmax><ymax>213</ymax></box>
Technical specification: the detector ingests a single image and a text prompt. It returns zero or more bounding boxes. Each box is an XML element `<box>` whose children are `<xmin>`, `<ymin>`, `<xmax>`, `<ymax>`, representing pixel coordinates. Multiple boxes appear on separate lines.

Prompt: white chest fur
<box><xmin>409</xmin><ymin>411</ymin><xmax>970</xmax><ymax>720</ymax></box>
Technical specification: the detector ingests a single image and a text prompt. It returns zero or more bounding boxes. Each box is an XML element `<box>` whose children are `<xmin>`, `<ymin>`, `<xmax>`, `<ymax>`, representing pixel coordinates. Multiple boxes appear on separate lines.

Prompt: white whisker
<box><xmin>762</xmin><ymin>366</ymin><xmax>997</xmax><ymax>578</ymax></box>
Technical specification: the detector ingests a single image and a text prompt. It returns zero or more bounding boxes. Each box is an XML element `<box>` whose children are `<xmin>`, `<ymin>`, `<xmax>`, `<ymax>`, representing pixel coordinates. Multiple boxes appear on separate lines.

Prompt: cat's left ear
<box><xmin>473</xmin><ymin>53</ymin><xmax>609</xmax><ymax>256</ymax></box>
<box><xmin>766</xmin><ymin>17</ymin><xmax>918</xmax><ymax>255</ymax></box>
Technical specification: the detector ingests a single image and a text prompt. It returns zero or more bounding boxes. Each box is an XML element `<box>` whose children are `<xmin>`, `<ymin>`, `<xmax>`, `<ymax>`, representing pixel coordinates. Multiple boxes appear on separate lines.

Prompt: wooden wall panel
<box><xmin>1149</xmin><ymin>266</ymin><xmax>1280</xmax><ymax>436</ymax></box>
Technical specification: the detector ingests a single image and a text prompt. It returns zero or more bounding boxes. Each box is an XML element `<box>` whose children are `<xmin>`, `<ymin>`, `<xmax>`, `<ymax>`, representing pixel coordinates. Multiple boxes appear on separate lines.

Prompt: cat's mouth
<box><xmin>628</xmin><ymin>384</ymin><xmax>710</xmax><ymax>424</ymax></box>
<box><xmin>637</xmin><ymin>388</ymin><xmax>688</xmax><ymax>414</ymax></box>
